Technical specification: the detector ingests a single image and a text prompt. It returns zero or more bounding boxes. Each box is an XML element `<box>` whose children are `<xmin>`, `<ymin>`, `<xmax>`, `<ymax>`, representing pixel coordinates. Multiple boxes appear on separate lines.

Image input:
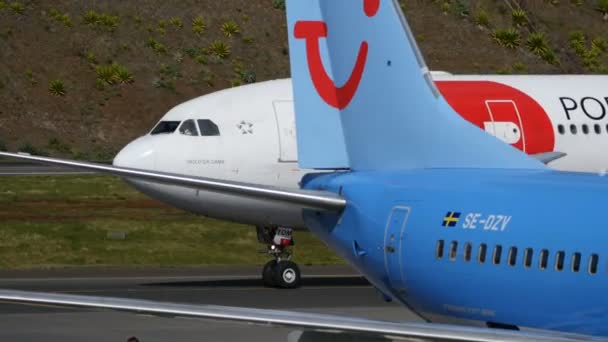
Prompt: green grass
<box><xmin>0</xmin><ymin>176</ymin><xmax>342</xmax><ymax>268</ymax></box>
<box><xmin>49</xmin><ymin>79</ymin><xmax>66</xmax><ymax>96</ymax></box>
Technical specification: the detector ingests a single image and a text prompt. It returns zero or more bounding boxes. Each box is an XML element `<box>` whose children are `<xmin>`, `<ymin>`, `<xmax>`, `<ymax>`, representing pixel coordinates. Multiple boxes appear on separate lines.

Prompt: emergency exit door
<box><xmin>484</xmin><ymin>100</ymin><xmax>526</xmax><ymax>152</ymax></box>
<box><xmin>384</xmin><ymin>206</ymin><xmax>410</xmax><ymax>294</ymax></box>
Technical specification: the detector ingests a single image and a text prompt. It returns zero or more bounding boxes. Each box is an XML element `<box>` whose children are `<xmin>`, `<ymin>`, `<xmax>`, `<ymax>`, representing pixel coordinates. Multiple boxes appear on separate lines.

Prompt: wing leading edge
<box><xmin>0</xmin><ymin>290</ymin><xmax>602</xmax><ymax>342</ymax></box>
<box><xmin>0</xmin><ymin>152</ymin><xmax>345</xmax><ymax>212</ymax></box>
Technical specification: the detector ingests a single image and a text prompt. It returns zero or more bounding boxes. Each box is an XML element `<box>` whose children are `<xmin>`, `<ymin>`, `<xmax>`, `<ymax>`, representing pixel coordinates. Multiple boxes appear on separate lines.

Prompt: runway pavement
<box><xmin>0</xmin><ymin>266</ymin><xmax>422</xmax><ymax>342</ymax></box>
<box><xmin>0</xmin><ymin>161</ymin><xmax>96</xmax><ymax>175</ymax></box>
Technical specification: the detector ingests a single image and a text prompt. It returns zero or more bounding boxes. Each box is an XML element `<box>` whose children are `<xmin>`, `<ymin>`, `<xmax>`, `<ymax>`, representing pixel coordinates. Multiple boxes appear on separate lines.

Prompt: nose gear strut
<box><xmin>257</xmin><ymin>226</ymin><xmax>301</xmax><ymax>289</ymax></box>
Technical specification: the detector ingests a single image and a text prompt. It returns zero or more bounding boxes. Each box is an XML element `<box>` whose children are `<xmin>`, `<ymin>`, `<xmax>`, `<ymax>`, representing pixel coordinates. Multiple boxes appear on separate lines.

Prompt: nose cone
<box><xmin>113</xmin><ymin>136</ymin><xmax>156</xmax><ymax>169</ymax></box>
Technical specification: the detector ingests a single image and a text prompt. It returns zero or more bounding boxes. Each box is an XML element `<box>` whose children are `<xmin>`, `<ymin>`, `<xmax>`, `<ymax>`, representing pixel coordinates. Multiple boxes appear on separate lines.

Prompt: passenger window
<box><xmin>493</xmin><ymin>245</ymin><xmax>502</xmax><ymax>265</ymax></box>
<box><xmin>151</xmin><ymin>121</ymin><xmax>181</xmax><ymax>135</ymax></box>
<box><xmin>449</xmin><ymin>241</ymin><xmax>458</xmax><ymax>261</ymax></box>
<box><xmin>595</xmin><ymin>124</ymin><xmax>602</xmax><ymax>134</ymax></box>
<box><xmin>555</xmin><ymin>251</ymin><xmax>565</xmax><ymax>271</ymax></box>
<box><xmin>589</xmin><ymin>254</ymin><xmax>599</xmax><ymax>274</ymax></box>
<box><xmin>557</xmin><ymin>124</ymin><xmax>565</xmax><ymax>135</ymax></box>
<box><xmin>572</xmin><ymin>252</ymin><xmax>581</xmax><ymax>273</ymax></box>
<box><xmin>464</xmin><ymin>242</ymin><xmax>472</xmax><ymax>262</ymax></box>
<box><xmin>179</xmin><ymin>119</ymin><xmax>199</xmax><ymax>136</ymax></box>
<box><xmin>570</xmin><ymin>124</ymin><xmax>577</xmax><ymax>135</ymax></box>
<box><xmin>478</xmin><ymin>244</ymin><xmax>487</xmax><ymax>264</ymax></box>
<box><xmin>508</xmin><ymin>247</ymin><xmax>517</xmax><ymax>266</ymax></box>
<box><xmin>524</xmin><ymin>248</ymin><xmax>533</xmax><ymax>268</ymax></box>
<box><xmin>539</xmin><ymin>249</ymin><xmax>549</xmax><ymax>270</ymax></box>
<box><xmin>436</xmin><ymin>240</ymin><xmax>444</xmax><ymax>259</ymax></box>
<box><xmin>582</xmin><ymin>124</ymin><xmax>589</xmax><ymax>135</ymax></box>
<box><xmin>198</xmin><ymin>119</ymin><xmax>220</xmax><ymax>136</ymax></box>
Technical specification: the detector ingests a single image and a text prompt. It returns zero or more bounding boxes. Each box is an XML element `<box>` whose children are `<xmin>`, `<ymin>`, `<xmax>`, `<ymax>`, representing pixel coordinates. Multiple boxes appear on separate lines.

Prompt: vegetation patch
<box><xmin>493</xmin><ymin>27</ymin><xmax>521</xmax><ymax>49</ymax></box>
<box><xmin>49</xmin><ymin>79</ymin><xmax>67</xmax><ymax>96</ymax></box>
<box><xmin>83</xmin><ymin>10</ymin><xmax>120</xmax><ymax>31</ymax></box>
<box><xmin>9</xmin><ymin>1</ymin><xmax>24</xmax><ymax>15</ymax></box>
<box><xmin>48</xmin><ymin>8</ymin><xmax>72</xmax><ymax>27</ymax></box>
<box><xmin>209</xmin><ymin>40</ymin><xmax>231</xmax><ymax>59</ymax></box>
<box><xmin>192</xmin><ymin>16</ymin><xmax>207</xmax><ymax>35</ymax></box>
<box><xmin>221</xmin><ymin>21</ymin><xmax>240</xmax><ymax>37</ymax></box>
<box><xmin>95</xmin><ymin>63</ymin><xmax>134</xmax><ymax>86</ymax></box>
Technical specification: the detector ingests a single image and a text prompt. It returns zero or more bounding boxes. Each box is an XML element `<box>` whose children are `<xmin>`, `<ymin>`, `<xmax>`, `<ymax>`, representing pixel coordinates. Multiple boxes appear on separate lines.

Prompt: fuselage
<box><xmin>114</xmin><ymin>75</ymin><xmax>608</xmax><ymax>227</ymax></box>
<box><xmin>301</xmin><ymin>168</ymin><xmax>608</xmax><ymax>336</ymax></box>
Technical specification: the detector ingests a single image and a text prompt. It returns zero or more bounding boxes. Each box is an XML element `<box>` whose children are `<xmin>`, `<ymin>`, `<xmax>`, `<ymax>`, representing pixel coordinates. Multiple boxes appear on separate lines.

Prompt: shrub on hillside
<box><xmin>526</xmin><ymin>32</ymin><xmax>549</xmax><ymax>56</ymax></box>
<box><xmin>511</xmin><ymin>9</ymin><xmax>527</xmax><ymax>26</ymax></box>
<box><xmin>221</xmin><ymin>21</ymin><xmax>240</xmax><ymax>37</ymax></box>
<box><xmin>493</xmin><ymin>28</ymin><xmax>521</xmax><ymax>49</ymax></box>
<box><xmin>10</xmin><ymin>1</ymin><xmax>24</xmax><ymax>14</ymax></box>
<box><xmin>49</xmin><ymin>80</ymin><xmax>66</xmax><ymax>96</ymax></box>
<box><xmin>474</xmin><ymin>9</ymin><xmax>490</xmax><ymax>27</ymax></box>
<box><xmin>209</xmin><ymin>40</ymin><xmax>231</xmax><ymax>59</ymax></box>
<box><xmin>192</xmin><ymin>16</ymin><xmax>207</xmax><ymax>35</ymax></box>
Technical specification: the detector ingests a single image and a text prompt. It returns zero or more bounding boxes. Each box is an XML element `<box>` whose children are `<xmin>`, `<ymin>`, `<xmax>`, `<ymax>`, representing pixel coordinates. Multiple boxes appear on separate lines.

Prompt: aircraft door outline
<box><xmin>272</xmin><ymin>100</ymin><xmax>299</xmax><ymax>163</ymax></box>
<box><xmin>384</xmin><ymin>206</ymin><xmax>410</xmax><ymax>295</ymax></box>
<box><xmin>484</xmin><ymin>100</ymin><xmax>527</xmax><ymax>152</ymax></box>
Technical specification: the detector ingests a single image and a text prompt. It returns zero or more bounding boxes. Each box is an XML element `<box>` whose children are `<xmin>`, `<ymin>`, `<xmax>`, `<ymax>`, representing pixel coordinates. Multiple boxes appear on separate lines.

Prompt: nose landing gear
<box><xmin>257</xmin><ymin>226</ymin><xmax>301</xmax><ymax>289</ymax></box>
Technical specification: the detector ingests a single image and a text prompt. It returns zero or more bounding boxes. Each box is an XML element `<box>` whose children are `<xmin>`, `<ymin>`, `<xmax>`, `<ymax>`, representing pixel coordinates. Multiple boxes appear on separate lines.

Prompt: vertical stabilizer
<box><xmin>286</xmin><ymin>0</ymin><xmax>544</xmax><ymax>171</ymax></box>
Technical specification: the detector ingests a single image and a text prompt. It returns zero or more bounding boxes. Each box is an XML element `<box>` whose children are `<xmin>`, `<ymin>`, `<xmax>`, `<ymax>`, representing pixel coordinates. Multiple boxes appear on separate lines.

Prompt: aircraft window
<box><xmin>589</xmin><ymin>254</ymin><xmax>599</xmax><ymax>274</ymax></box>
<box><xmin>478</xmin><ymin>244</ymin><xmax>487</xmax><ymax>264</ymax></box>
<box><xmin>582</xmin><ymin>124</ymin><xmax>589</xmax><ymax>135</ymax></box>
<box><xmin>595</xmin><ymin>124</ymin><xmax>602</xmax><ymax>134</ymax></box>
<box><xmin>606</xmin><ymin>124</ymin><xmax>608</xmax><ymax>134</ymax></box>
<box><xmin>179</xmin><ymin>119</ymin><xmax>199</xmax><ymax>136</ymax></box>
<box><xmin>557</xmin><ymin>124</ymin><xmax>565</xmax><ymax>135</ymax></box>
<box><xmin>449</xmin><ymin>241</ymin><xmax>458</xmax><ymax>261</ymax></box>
<box><xmin>493</xmin><ymin>245</ymin><xmax>502</xmax><ymax>265</ymax></box>
<box><xmin>539</xmin><ymin>249</ymin><xmax>549</xmax><ymax>270</ymax></box>
<box><xmin>198</xmin><ymin>119</ymin><xmax>220</xmax><ymax>136</ymax></box>
<box><xmin>570</xmin><ymin>124</ymin><xmax>577</xmax><ymax>135</ymax></box>
<box><xmin>436</xmin><ymin>240</ymin><xmax>444</xmax><ymax>259</ymax></box>
<box><xmin>463</xmin><ymin>242</ymin><xmax>472</xmax><ymax>262</ymax></box>
<box><xmin>572</xmin><ymin>252</ymin><xmax>581</xmax><ymax>273</ymax></box>
<box><xmin>508</xmin><ymin>247</ymin><xmax>518</xmax><ymax>267</ymax></box>
<box><xmin>524</xmin><ymin>248</ymin><xmax>533</xmax><ymax>268</ymax></box>
<box><xmin>150</xmin><ymin>121</ymin><xmax>181</xmax><ymax>135</ymax></box>
<box><xmin>555</xmin><ymin>251</ymin><xmax>565</xmax><ymax>271</ymax></box>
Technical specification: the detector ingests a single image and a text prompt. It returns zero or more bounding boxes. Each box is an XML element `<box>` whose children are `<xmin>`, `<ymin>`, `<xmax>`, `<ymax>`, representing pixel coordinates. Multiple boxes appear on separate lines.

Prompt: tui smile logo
<box><xmin>293</xmin><ymin>0</ymin><xmax>380</xmax><ymax>110</ymax></box>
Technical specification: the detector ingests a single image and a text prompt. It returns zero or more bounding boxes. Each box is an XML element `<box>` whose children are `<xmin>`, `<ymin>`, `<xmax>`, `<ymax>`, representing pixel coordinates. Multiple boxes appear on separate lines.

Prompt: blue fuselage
<box><xmin>302</xmin><ymin>169</ymin><xmax>608</xmax><ymax>336</ymax></box>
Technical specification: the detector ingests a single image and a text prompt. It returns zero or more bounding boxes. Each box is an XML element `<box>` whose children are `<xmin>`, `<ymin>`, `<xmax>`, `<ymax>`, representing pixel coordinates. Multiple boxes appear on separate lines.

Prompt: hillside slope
<box><xmin>0</xmin><ymin>0</ymin><xmax>607</xmax><ymax>158</ymax></box>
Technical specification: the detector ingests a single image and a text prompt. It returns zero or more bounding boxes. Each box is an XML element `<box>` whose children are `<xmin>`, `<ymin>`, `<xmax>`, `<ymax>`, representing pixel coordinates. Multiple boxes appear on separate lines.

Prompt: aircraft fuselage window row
<box><xmin>435</xmin><ymin>240</ymin><xmax>600</xmax><ymax>274</ymax></box>
<box><xmin>151</xmin><ymin>120</ymin><xmax>220</xmax><ymax>136</ymax></box>
<box><xmin>557</xmin><ymin>123</ymin><xmax>608</xmax><ymax>135</ymax></box>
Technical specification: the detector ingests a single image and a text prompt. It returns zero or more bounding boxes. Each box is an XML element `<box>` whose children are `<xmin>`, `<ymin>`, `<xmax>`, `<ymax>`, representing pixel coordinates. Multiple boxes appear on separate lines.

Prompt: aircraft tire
<box><xmin>262</xmin><ymin>260</ymin><xmax>277</xmax><ymax>287</ymax></box>
<box><xmin>274</xmin><ymin>260</ymin><xmax>301</xmax><ymax>289</ymax></box>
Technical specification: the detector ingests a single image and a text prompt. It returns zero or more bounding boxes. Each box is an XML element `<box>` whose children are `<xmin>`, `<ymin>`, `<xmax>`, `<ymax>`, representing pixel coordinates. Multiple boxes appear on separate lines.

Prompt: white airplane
<box><xmin>107</xmin><ymin>72</ymin><xmax>608</xmax><ymax>287</ymax></box>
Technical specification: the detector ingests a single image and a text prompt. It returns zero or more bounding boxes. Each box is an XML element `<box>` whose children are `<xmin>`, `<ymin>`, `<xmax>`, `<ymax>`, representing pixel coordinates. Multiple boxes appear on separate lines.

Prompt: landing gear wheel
<box><xmin>262</xmin><ymin>260</ymin><xmax>277</xmax><ymax>287</ymax></box>
<box><xmin>274</xmin><ymin>260</ymin><xmax>301</xmax><ymax>289</ymax></box>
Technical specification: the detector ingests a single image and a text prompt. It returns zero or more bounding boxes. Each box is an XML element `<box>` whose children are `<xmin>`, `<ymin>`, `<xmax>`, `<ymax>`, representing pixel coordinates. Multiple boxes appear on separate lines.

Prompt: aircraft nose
<box><xmin>113</xmin><ymin>136</ymin><xmax>156</xmax><ymax>169</ymax></box>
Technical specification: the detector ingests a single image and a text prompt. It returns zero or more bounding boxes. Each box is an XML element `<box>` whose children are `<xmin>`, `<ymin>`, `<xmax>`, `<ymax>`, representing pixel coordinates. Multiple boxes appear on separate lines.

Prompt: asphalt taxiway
<box><xmin>0</xmin><ymin>161</ymin><xmax>95</xmax><ymax>175</ymax></box>
<box><xmin>0</xmin><ymin>266</ymin><xmax>420</xmax><ymax>342</ymax></box>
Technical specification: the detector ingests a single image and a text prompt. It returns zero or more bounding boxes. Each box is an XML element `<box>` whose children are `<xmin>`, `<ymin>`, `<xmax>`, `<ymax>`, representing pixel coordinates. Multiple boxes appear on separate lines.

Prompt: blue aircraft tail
<box><xmin>286</xmin><ymin>0</ymin><xmax>544</xmax><ymax>171</ymax></box>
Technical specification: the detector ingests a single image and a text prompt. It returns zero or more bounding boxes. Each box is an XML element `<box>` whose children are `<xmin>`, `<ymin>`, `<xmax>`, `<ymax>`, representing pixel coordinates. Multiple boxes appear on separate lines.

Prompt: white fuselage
<box><xmin>113</xmin><ymin>75</ymin><xmax>608</xmax><ymax>228</ymax></box>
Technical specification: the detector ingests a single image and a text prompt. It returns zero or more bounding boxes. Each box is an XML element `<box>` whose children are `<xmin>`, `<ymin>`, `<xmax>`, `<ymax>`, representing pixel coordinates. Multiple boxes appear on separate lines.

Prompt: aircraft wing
<box><xmin>0</xmin><ymin>152</ymin><xmax>345</xmax><ymax>212</ymax></box>
<box><xmin>0</xmin><ymin>290</ymin><xmax>601</xmax><ymax>342</ymax></box>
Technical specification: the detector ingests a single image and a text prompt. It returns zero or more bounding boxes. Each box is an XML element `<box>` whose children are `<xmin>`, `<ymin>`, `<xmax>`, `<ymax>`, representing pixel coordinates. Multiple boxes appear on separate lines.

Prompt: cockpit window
<box><xmin>198</xmin><ymin>119</ymin><xmax>220</xmax><ymax>136</ymax></box>
<box><xmin>179</xmin><ymin>119</ymin><xmax>199</xmax><ymax>136</ymax></box>
<box><xmin>151</xmin><ymin>121</ymin><xmax>181</xmax><ymax>135</ymax></box>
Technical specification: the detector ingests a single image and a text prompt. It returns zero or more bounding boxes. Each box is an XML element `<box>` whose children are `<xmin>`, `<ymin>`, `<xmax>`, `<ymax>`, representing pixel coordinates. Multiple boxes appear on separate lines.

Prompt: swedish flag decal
<box><xmin>442</xmin><ymin>211</ymin><xmax>461</xmax><ymax>227</ymax></box>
